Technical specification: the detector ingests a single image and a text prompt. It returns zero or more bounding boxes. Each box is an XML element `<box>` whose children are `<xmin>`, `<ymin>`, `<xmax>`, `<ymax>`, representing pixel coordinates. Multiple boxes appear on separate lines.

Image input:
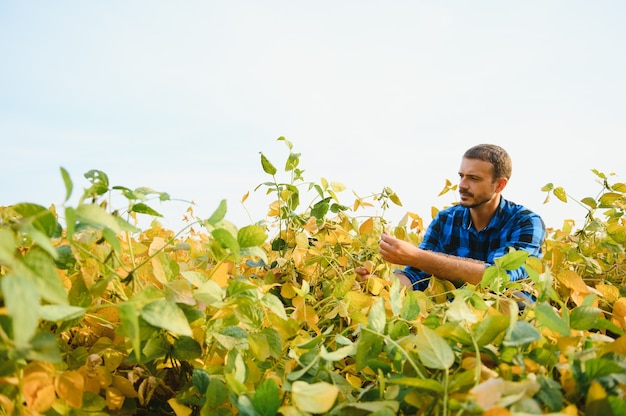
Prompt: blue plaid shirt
<box><xmin>402</xmin><ymin>197</ymin><xmax>546</xmax><ymax>291</ymax></box>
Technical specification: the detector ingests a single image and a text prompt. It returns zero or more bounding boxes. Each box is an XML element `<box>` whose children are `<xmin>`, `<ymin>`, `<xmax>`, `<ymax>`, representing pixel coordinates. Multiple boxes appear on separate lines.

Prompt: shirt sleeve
<box><xmin>489</xmin><ymin>211</ymin><xmax>546</xmax><ymax>281</ymax></box>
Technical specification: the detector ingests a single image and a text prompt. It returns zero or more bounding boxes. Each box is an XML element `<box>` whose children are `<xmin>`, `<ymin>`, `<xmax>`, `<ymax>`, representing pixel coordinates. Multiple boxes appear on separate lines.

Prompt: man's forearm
<box><xmin>409</xmin><ymin>249</ymin><xmax>486</xmax><ymax>285</ymax></box>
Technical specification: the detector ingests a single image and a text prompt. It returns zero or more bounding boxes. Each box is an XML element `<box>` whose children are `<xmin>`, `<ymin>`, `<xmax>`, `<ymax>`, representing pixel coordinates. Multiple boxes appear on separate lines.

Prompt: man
<box><xmin>364</xmin><ymin>144</ymin><xmax>546</xmax><ymax>291</ymax></box>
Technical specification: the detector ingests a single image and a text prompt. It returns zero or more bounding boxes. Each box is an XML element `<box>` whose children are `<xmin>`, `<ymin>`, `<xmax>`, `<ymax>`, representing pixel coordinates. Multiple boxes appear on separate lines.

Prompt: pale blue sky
<box><xmin>1</xmin><ymin>1</ymin><xmax>625</xmax><ymax>231</ymax></box>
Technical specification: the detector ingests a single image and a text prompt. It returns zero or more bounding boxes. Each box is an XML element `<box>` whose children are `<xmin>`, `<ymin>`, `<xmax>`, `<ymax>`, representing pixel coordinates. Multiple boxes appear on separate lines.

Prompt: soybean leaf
<box><xmin>368</xmin><ymin>298</ymin><xmax>386</xmax><ymax>334</ymax></box>
<box><xmin>387</xmin><ymin>377</ymin><xmax>444</xmax><ymax>394</ymax></box>
<box><xmin>206</xmin><ymin>199</ymin><xmax>227</xmax><ymax>226</ymax></box>
<box><xmin>473</xmin><ymin>315</ymin><xmax>510</xmax><ymax>347</ymax></box>
<box><xmin>141</xmin><ymin>299</ymin><xmax>193</xmax><ymax>337</ymax></box>
<box><xmin>252</xmin><ymin>378</ymin><xmax>281</xmax><ymax>416</ymax></box>
<box><xmin>534</xmin><ymin>302</ymin><xmax>570</xmax><ymax>336</ymax></box>
<box><xmin>39</xmin><ymin>305</ymin><xmax>85</xmax><ymax>322</ymax></box>
<box><xmin>117</xmin><ymin>303</ymin><xmax>141</xmax><ymax>362</ymax></box>
<box><xmin>238</xmin><ymin>225</ymin><xmax>267</xmax><ymax>248</ymax></box>
<box><xmin>13</xmin><ymin>203</ymin><xmax>58</xmax><ymax>237</ymax></box>
<box><xmin>291</xmin><ymin>381</ymin><xmax>339</xmax><ymax>414</ymax></box>
<box><xmin>2</xmin><ymin>274</ymin><xmax>40</xmax><ymax>348</ymax></box>
<box><xmin>416</xmin><ymin>325</ymin><xmax>455</xmax><ymax>370</ymax></box>
<box><xmin>260</xmin><ymin>153</ymin><xmax>277</xmax><ymax>175</ymax></box>
<box><xmin>60</xmin><ymin>167</ymin><xmax>73</xmax><ymax>202</ymax></box>
<box><xmin>130</xmin><ymin>203</ymin><xmax>163</xmax><ymax>217</ymax></box>
<box><xmin>495</xmin><ymin>250</ymin><xmax>528</xmax><ymax>271</ymax></box>
<box><xmin>503</xmin><ymin>321</ymin><xmax>541</xmax><ymax>347</ymax></box>
<box><xmin>192</xmin><ymin>368</ymin><xmax>211</xmax><ymax>394</ymax></box>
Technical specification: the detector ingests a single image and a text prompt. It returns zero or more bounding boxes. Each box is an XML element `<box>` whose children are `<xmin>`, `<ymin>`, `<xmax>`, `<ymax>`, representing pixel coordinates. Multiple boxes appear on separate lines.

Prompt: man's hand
<box><xmin>378</xmin><ymin>232</ymin><xmax>420</xmax><ymax>266</ymax></box>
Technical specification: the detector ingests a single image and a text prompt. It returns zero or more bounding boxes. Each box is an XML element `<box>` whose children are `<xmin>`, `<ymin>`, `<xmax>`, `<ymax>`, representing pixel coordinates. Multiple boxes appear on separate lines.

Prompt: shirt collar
<box><xmin>463</xmin><ymin>196</ymin><xmax>507</xmax><ymax>231</ymax></box>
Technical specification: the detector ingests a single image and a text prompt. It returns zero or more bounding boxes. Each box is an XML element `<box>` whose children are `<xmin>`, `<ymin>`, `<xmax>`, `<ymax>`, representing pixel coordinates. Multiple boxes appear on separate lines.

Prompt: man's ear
<box><xmin>495</xmin><ymin>177</ymin><xmax>508</xmax><ymax>193</ymax></box>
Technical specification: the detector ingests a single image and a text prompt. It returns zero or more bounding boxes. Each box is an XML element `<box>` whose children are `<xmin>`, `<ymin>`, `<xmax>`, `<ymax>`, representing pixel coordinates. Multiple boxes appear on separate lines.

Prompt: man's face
<box><xmin>457</xmin><ymin>158</ymin><xmax>502</xmax><ymax>209</ymax></box>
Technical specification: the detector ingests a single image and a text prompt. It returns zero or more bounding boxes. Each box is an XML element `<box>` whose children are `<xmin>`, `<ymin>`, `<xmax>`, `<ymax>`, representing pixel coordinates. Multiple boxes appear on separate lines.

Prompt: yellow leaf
<box><xmin>611</xmin><ymin>298</ymin><xmax>626</xmax><ymax>331</ymax></box>
<box><xmin>556</xmin><ymin>270</ymin><xmax>589</xmax><ymax>293</ymax></box>
<box><xmin>292</xmin><ymin>381</ymin><xmax>339</xmax><ymax>414</ymax></box>
<box><xmin>365</xmin><ymin>276</ymin><xmax>386</xmax><ymax>296</ymax></box>
<box><xmin>55</xmin><ymin>371</ymin><xmax>84</xmax><ymax>409</ymax></box>
<box><xmin>281</xmin><ymin>283</ymin><xmax>298</xmax><ymax>299</ymax></box>
<box><xmin>241</xmin><ymin>191</ymin><xmax>250</xmax><ymax>203</ymax></box>
<box><xmin>337</xmin><ymin>255</ymin><xmax>349</xmax><ymax>267</ymax></box>
<box><xmin>346</xmin><ymin>373</ymin><xmax>362</xmax><ymax>388</ymax></box>
<box><xmin>23</xmin><ymin>372</ymin><xmax>56</xmax><ymax>412</ymax></box>
<box><xmin>330</xmin><ymin>181</ymin><xmax>346</xmax><ymax>192</ymax></box>
<box><xmin>210</xmin><ymin>262</ymin><xmax>231</xmax><ymax>287</ymax></box>
<box><xmin>0</xmin><ymin>394</ymin><xmax>13</xmax><ymax>414</ymax></box>
<box><xmin>343</xmin><ymin>291</ymin><xmax>375</xmax><ymax>312</ymax></box>
<box><xmin>106</xmin><ymin>386</ymin><xmax>126</xmax><ymax>411</ymax></box>
<box><xmin>168</xmin><ymin>398</ymin><xmax>193</xmax><ymax>416</ymax></box>
<box><xmin>112</xmin><ymin>375</ymin><xmax>138</xmax><ymax>398</ymax></box>
<box><xmin>359</xmin><ymin>218</ymin><xmax>374</xmax><ymax>236</ymax></box>
<box><xmin>293</xmin><ymin>303</ymin><xmax>319</xmax><ymax>331</ymax></box>
<box><xmin>596</xmin><ymin>283</ymin><xmax>620</xmax><ymax>302</ymax></box>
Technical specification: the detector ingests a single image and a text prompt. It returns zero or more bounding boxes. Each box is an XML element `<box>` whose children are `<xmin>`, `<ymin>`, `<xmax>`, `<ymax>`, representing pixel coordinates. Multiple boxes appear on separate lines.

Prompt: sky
<box><xmin>1</xmin><ymin>1</ymin><xmax>625</xmax><ymax>234</ymax></box>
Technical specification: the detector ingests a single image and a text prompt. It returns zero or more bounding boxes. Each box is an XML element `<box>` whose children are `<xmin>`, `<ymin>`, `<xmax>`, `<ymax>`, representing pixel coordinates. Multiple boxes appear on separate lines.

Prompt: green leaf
<box><xmin>65</xmin><ymin>206</ymin><xmax>76</xmax><ymax>240</ymax></box>
<box><xmin>534</xmin><ymin>302</ymin><xmax>570</xmax><ymax>336</ymax></box>
<box><xmin>570</xmin><ymin>306</ymin><xmax>603</xmax><ymax>330</ymax></box>
<box><xmin>19</xmin><ymin>225</ymin><xmax>59</xmax><ymax>260</ymax></box>
<box><xmin>368</xmin><ymin>298</ymin><xmax>386</xmax><ymax>334</ymax></box>
<box><xmin>0</xmin><ymin>229</ymin><xmax>16</xmax><ymax>266</ymax></box>
<box><xmin>173</xmin><ymin>336</ymin><xmax>202</xmax><ymax>360</ymax></box>
<box><xmin>141</xmin><ymin>299</ymin><xmax>193</xmax><ymax>336</ymax></box>
<box><xmin>480</xmin><ymin>265</ymin><xmax>500</xmax><ymax>288</ymax></box>
<box><xmin>311</xmin><ymin>198</ymin><xmax>330</xmax><ymax>220</ymax></box>
<box><xmin>260</xmin><ymin>153</ymin><xmax>277</xmax><ymax>175</ymax></box>
<box><xmin>193</xmin><ymin>368</ymin><xmax>211</xmax><ymax>394</ymax></box>
<box><xmin>495</xmin><ymin>250</ymin><xmax>528</xmax><ymax>270</ymax></box>
<box><xmin>415</xmin><ymin>325</ymin><xmax>455</xmax><ymax>370</ymax></box>
<box><xmin>389</xmin><ymin>278</ymin><xmax>402</xmax><ymax>316</ymax></box>
<box><xmin>21</xmin><ymin>247</ymin><xmax>68</xmax><ymax>305</ymax></box>
<box><xmin>130</xmin><ymin>203</ymin><xmax>163</xmax><ymax>217</ymax></box>
<box><xmin>206</xmin><ymin>199</ymin><xmax>227</xmax><ymax>226</ymax></box>
<box><xmin>581</xmin><ymin>197</ymin><xmax>598</xmax><ymax>209</ymax></box>
<box><xmin>503</xmin><ymin>320</ymin><xmax>541</xmax><ymax>346</ymax></box>
<box><xmin>252</xmin><ymin>378</ymin><xmax>281</xmax><ymax>416</ymax></box>
<box><xmin>261</xmin><ymin>293</ymin><xmax>288</xmax><ymax>320</ymax></box>
<box><xmin>76</xmin><ymin>204</ymin><xmax>121</xmax><ymax>232</ymax></box>
<box><xmin>13</xmin><ymin>203</ymin><xmax>58</xmax><ymax>237</ymax></box>
<box><xmin>238</xmin><ymin>225</ymin><xmax>267</xmax><ymax>248</ymax></box>
<box><xmin>60</xmin><ymin>167</ymin><xmax>73</xmax><ymax>202</ymax></box>
<box><xmin>387</xmin><ymin>377</ymin><xmax>444</xmax><ymax>394</ymax></box>
<box><xmin>27</xmin><ymin>332</ymin><xmax>62</xmax><ymax>362</ymax></box>
<box><xmin>83</xmin><ymin>169</ymin><xmax>109</xmax><ymax>197</ymax></box>
<box><xmin>285</xmin><ymin>152</ymin><xmax>301</xmax><ymax>172</ymax></box>
<box><xmin>2</xmin><ymin>274</ymin><xmax>40</xmax><ymax>348</ymax></box>
<box><xmin>204</xmin><ymin>378</ymin><xmax>228</xmax><ymax>410</ymax></box>
<box><xmin>356</xmin><ymin>330</ymin><xmax>383</xmax><ymax>371</ymax></box>
<box><xmin>117</xmin><ymin>303</ymin><xmax>141</xmax><ymax>362</ymax></box>
<box><xmin>212</xmin><ymin>228</ymin><xmax>240</xmax><ymax>259</ymax></box>
<box><xmin>473</xmin><ymin>315</ymin><xmax>510</xmax><ymax>347</ymax></box>
<box><xmin>39</xmin><ymin>305</ymin><xmax>85</xmax><ymax>322</ymax></box>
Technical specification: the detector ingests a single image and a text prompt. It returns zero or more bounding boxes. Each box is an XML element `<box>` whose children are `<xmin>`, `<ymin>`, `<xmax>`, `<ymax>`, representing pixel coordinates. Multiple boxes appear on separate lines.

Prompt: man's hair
<box><xmin>463</xmin><ymin>144</ymin><xmax>512</xmax><ymax>181</ymax></box>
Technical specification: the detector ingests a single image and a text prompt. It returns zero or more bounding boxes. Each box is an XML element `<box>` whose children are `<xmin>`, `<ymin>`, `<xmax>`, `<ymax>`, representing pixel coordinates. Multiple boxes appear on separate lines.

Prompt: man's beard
<box><xmin>459</xmin><ymin>191</ymin><xmax>493</xmax><ymax>209</ymax></box>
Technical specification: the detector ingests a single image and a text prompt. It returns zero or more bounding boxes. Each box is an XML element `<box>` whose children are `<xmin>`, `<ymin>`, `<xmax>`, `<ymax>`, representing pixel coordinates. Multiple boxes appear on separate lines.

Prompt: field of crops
<box><xmin>1</xmin><ymin>139</ymin><xmax>625</xmax><ymax>415</ymax></box>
